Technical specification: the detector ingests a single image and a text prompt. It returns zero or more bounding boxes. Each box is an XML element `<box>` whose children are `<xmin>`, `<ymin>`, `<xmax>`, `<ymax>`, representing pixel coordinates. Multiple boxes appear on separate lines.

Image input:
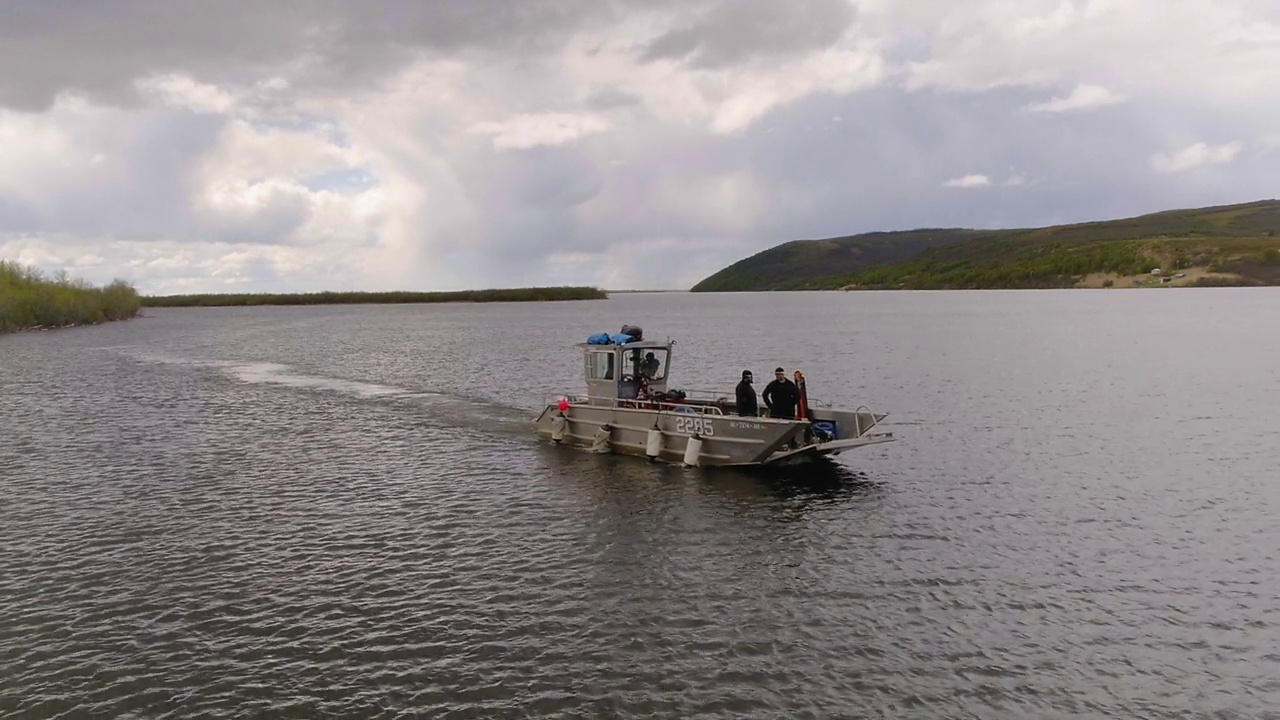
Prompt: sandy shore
<box><xmin>1077</xmin><ymin>267</ymin><xmax>1242</xmax><ymax>288</ymax></box>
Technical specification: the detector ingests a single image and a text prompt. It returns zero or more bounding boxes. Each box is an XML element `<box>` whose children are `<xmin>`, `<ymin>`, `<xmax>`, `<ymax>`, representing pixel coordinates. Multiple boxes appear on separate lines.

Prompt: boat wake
<box><xmin>222</xmin><ymin>362</ymin><xmax>431</xmax><ymax>400</ymax></box>
<box><xmin>116</xmin><ymin>349</ymin><xmax>538</xmax><ymax>435</ymax></box>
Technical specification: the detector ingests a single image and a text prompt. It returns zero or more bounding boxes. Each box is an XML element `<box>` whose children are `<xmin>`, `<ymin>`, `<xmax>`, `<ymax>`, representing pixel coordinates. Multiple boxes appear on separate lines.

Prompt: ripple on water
<box><xmin>3</xmin><ymin>296</ymin><xmax>1280</xmax><ymax>718</ymax></box>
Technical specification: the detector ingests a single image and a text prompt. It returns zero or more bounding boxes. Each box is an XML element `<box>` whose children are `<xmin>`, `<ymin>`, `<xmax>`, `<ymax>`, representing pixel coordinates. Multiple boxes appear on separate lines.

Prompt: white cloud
<box><xmin>943</xmin><ymin>174</ymin><xmax>991</xmax><ymax>188</ymax></box>
<box><xmin>1151</xmin><ymin>141</ymin><xmax>1244</xmax><ymax>173</ymax></box>
<box><xmin>559</xmin><ymin>29</ymin><xmax>888</xmax><ymax>135</ymax></box>
<box><xmin>200</xmin><ymin>119</ymin><xmax>367</xmax><ymax>180</ymax></box>
<box><xmin>134</xmin><ymin>74</ymin><xmax>237</xmax><ymax>114</ymax></box>
<box><xmin>1025</xmin><ymin>83</ymin><xmax>1126</xmax><ymax>112</ymax></box>
<box><xmin>897</xmin><ymin>0</ymin><xmax>1280</xmax><ymax>105</ymax></box>
<box><xmin>469</xmin><ymin>113</ymin><xmax>609</xmax><ymax>150</ymax></box>
<box><xmin>0</xmin><ymin>234</ymin><xmax>385</xmax><ymax>294</ymax></box>
<box><xmin>708</xmin><ymin>48</ymin><xmax>887</xmax><ymax>133</ymax></box>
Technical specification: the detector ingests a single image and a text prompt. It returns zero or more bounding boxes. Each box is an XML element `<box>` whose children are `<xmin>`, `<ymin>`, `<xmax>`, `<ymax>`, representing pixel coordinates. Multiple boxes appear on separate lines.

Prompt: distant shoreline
<box><xmin>837</xmin><ymin>265</ymin><xmax>1267</xmax><ymax>290</ymax></box>
<box><xmin>141</xmin><ymin>286</ymin><xmax>608</xmax><ymax>307</ymax></box>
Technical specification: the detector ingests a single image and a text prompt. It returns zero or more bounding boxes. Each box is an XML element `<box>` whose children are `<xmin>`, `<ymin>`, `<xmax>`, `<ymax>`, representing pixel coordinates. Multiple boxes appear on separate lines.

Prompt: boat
<box><xmin>534</xmin><ymin>325</ymin><xmax>894</xmax><ymax>466</ymax></box>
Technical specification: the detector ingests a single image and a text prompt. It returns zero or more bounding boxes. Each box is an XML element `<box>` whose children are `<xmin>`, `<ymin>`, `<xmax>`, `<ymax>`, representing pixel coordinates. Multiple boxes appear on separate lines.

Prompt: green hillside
<box><xmin>691</xmin><ymin>199</ymin><xmax>1280</xmax><ymax>291</ymax></box>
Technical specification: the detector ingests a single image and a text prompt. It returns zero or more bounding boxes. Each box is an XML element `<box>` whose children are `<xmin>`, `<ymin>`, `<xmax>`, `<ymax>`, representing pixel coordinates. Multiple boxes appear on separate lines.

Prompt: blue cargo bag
<box><xmin>587</xmin><ymin>332</ymin><xmax>612</xmax><ymax>345</ymax></box>
<box><xmin>610</xmin><ymin>333</ymin><xmax>635</xmax><ymax>344</ymax></box>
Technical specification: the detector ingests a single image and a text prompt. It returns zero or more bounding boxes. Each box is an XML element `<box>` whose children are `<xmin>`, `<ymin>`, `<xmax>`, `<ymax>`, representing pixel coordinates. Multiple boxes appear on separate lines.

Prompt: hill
<box><xmin>691</xmin><ymin>200</ymin><xmax>1280</xmax><ymax>291</ymax></box>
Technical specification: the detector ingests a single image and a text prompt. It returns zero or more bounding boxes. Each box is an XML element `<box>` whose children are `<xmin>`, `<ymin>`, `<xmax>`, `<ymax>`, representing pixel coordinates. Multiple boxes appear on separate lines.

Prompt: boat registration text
<box><xmin>674</xmin><ymin>416</ymin><xmax>715</xmax><ymax>436</ymax></box>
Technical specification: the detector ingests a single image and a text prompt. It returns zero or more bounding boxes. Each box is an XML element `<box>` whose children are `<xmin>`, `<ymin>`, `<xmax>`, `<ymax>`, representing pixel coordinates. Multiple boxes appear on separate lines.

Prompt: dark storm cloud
<box><xmin>0</xmin><ymin>0</ymin><xmax>609</xmax><ymax>110</ymax></box>
<box><xmin>639</xmin><ymin>0</ymin><xmax>856</xmax><ymax>69</ymax></box>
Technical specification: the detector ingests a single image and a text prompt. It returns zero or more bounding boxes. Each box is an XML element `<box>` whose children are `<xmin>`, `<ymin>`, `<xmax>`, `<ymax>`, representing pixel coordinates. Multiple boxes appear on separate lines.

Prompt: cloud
<box><xmin>899</xmin><ymin>0</ymin><xmax>1280</xmax><ymax>104</ymax></box>
<box><xmin>583</xmin><ymin>85</ymin><xmax>643</xmax><ymax>111</ymax></box>
<box><xmin>1024</xmin><ymin>83</ymin><xmax>1126</xmax><ymax>112</ymax></box>
<box><xmin>4</xmin><ymin>0</ymin><xmax>1280</xmax><ymax>292</ymax></box>
<box><xmin>0</xmin><ymin>0</ymin><xmax>614</xmax><ymax>111</ymax></box>
<box><xmin>135</xmin><ymin>74</ymin><xmax>237</xmax><ymax>114</ymax></box>
<box><xmin>639</xmin><ymin>0</ymin><xmax>856</xmax><ymax>69</ymax></box>
<box><xmin>943</xmin><ymin>174</ymin><xmax>992</xmax><ymax>188</ymax></box>
<box><xmin>563</xmin><ymin>34</ymin><xmax>887</xmax><ymax>135</ymax></box>
<box><xmin>0</xmin><ymin>234</ymin><xmax>380</xmax><ymax>294</ymax></box>
<box><xmin>1152</xmin><ymin>141</ymin><xmax>1244</xmax><ymax>173</ymax></box>
<box><xmin>468</xmin><ymin>113</ymin><xmax>610</xmax><ymax>150</ymax></box>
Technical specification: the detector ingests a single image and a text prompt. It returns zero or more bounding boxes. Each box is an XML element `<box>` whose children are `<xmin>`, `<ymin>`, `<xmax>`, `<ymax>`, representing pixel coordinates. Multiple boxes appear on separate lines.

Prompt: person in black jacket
<box><xmin>762</xmin><ymin>367</ymin><xmax>798</xmax><ymax>419</ymax></box>
<box><xmin>735</xmin><ymin>370</ymin><xmax>758</xmax><ymax>417</ymax></box>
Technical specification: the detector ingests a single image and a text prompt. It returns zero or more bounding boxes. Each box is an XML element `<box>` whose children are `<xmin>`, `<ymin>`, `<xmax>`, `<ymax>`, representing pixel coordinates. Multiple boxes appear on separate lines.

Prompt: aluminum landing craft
<box><xmin>534</xmin><ymin>326</ymin><xmax>894</xmax><ymax>467</ymax></box>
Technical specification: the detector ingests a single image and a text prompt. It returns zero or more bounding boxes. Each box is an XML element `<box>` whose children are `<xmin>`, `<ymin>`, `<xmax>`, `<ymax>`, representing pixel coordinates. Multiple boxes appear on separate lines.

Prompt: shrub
<box><xmin>0</xmin><ymin>261</ymin><xmax>141</xmax><ymax>333</ymax></box>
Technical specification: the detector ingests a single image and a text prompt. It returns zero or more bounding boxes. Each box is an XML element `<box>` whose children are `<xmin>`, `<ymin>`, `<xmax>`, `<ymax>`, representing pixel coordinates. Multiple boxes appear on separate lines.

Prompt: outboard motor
<box><xmin>620</xmin><ymin>325</ymin><xmax>643</xmax><ymax>341</ymax></box>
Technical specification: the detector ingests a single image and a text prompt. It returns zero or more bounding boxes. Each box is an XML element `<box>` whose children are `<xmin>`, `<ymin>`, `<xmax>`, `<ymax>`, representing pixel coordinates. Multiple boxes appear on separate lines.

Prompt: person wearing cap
<box><xmin>762</xmin><ymin>367</ymin><xmax>798</xmax><ymax>419</ymax></box>
<box><xmin>735</xmin><ymin>370</ymin><xmax>758</xmax><ymax>417</ymax></box>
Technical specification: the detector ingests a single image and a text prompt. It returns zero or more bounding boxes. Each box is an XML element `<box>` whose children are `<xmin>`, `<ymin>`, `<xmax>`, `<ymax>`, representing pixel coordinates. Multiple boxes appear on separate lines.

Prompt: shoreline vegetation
<box><xmin>692</xmin><ymin>199</ymin><xmax>1280</xmax><ymax>291</ymax></box>
<box><xmin>2</xmin><ymin>263</ymin><xmax>606</xmax><ymax>333</ymax></box>
<box><xmin>141</xmin><ymin>286</ymin><xmax>607</xmax><ymax>307</ymax></box>
<box><xmin>829</xmin><ymin>240</ymin><xmax>1280</xmax><ymax>291</ymax></box>
<box><xmin>1</xmin><ymin>261</ymin><xmax>141</xmax><ymax>334</ymax></box>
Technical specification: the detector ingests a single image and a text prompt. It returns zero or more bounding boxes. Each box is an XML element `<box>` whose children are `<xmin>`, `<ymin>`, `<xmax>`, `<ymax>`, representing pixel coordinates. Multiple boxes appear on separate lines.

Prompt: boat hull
<box><xmin>535</xmin><ymin>402</ymin><xmax>892</xmax><ymax>467</ymax></box>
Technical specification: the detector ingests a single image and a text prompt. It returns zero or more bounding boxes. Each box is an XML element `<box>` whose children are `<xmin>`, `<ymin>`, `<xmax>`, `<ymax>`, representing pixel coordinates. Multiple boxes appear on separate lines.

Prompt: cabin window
<box><xmin>626</xmin><ymin>347</ymin><xmax>667</xmax><ymax>381</ymax></box>
<box><xmin>587</xmin><ymin>351</ymin><xmax>614</xmax><ymax>380</ymax></box>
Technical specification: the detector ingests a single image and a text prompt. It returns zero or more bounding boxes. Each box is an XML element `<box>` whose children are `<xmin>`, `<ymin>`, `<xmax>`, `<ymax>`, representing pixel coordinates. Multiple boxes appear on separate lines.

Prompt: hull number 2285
<box><xmin>675</xmin><ymin>416</ymin><xmax>715</xmax><ymax>436</ymax></box>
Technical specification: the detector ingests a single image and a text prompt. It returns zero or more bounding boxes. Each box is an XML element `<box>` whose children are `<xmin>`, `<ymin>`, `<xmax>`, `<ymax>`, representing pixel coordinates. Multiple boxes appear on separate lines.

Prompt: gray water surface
<box><xmin>2</xmin><ymin>290</ymin><xmax>1279</xmax><ymax>718</ymax></box>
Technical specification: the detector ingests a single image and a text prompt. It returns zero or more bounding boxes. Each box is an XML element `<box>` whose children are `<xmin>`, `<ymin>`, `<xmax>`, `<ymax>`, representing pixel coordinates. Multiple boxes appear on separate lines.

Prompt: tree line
<box><xmin>142</xmin><ymin>286</ymin><xmax>608</xmax><ymax>306</ymax></box>
<box><xmin>825</xmin><ymin>241</ymin><xmax>1160</xmax><ymax>290</ymax></box>
<box><xmin>0</xmin><ymin>261</ymin><xmax>141</xmax><ymax>333</ymax></box>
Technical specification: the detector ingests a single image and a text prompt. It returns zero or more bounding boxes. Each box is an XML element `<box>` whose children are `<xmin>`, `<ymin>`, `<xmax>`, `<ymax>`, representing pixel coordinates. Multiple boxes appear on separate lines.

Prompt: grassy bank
<box><xmin>826</xmin><ymin>238</ymin><xmax>1280</xmax><ymax>290</ymax></box>
<box><xmin>142</xmin><ymin>286</ymin><xmax>608</xmax><ymax>307</ymax></box>
<box><xmin>0</xmin><ymin>261</ymin><xmax>141</xmax><ymax>334</ymax></box>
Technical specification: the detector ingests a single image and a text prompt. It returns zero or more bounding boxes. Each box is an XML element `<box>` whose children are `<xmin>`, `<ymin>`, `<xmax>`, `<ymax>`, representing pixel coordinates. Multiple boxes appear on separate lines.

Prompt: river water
<box><xmin>2</xmin><ymin>290</ymin><xmax>1279</xmax><ymax>718</ymax></box>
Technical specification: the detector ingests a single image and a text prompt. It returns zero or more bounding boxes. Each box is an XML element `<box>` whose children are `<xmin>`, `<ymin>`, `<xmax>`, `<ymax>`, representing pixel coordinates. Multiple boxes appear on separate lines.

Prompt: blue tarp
<box><xmin>587</xmin><ymin>331</ymin><xmax>640</xmax><ymax>345</ymax></box>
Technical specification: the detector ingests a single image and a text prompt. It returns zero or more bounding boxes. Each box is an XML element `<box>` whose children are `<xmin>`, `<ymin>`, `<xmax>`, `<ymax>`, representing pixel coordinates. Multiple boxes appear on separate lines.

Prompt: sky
<box><xmin>1</xmin><ymin>0</ymin><xmax>1278</xmax><ymax>293</ymax></box>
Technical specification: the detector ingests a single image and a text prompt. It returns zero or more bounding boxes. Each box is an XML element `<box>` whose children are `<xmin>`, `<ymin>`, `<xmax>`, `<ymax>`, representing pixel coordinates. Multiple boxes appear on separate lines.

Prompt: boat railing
<box><xmin>545</xmin><ymin>393</ymin><xmax>728</xmax><ymax>416</ymax></box>
<box><xmin>663</xmin><ymin>387</ymin><xmax>733</xmax><ymax>403</ymax></box>
<box><xmin>853</xmin><ymin>405</ymin><xmax>880</xmax><ymax>437</ymax></box>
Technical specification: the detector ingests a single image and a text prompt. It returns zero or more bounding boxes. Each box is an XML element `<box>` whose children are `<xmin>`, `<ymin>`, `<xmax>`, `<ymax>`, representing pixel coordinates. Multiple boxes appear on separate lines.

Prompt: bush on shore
<box><xmin>0</xmin><ymin>261</ymin><xmax>141</xmax><ymax>333</ymax></box>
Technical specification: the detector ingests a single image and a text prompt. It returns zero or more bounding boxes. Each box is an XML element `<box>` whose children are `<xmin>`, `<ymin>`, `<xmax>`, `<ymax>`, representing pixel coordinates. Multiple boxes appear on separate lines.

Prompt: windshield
<box><xmin>625</xmin><ymin>348</ymin><xmax>667</xmax><ymax>381</ymax></box>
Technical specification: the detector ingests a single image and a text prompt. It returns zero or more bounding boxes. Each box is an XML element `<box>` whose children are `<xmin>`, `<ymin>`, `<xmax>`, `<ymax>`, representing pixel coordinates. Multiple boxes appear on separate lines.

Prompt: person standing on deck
<box><xmin>735</xmin><ymin>370</ymin><xmax>758</xmax><ymax>417</ymax></box>
<box><xmin>762</xmin><ymin>367</ymin><xmax>798</xmax><ymax>419</ymax></box>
